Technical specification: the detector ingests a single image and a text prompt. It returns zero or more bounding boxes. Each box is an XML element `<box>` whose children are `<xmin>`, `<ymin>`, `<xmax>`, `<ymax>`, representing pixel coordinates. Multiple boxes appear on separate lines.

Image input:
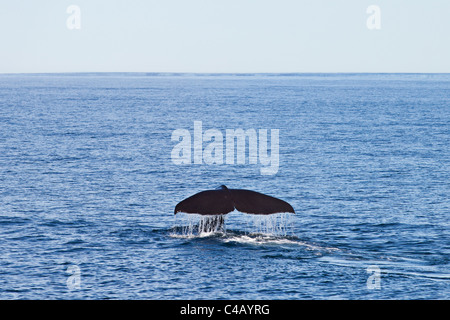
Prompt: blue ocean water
<box><xmin>0</xmin><ymin>73</ymin><xmax>449</xmax><ymax>299</ymax></box>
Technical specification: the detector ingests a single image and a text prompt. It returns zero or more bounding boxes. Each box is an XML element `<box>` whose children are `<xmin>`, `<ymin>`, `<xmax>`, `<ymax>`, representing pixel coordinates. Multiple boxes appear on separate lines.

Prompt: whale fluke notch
<box><xmin>174</xmin><ymin>185</ymin><xmax>295</xmax><ymax>215</ymax></box>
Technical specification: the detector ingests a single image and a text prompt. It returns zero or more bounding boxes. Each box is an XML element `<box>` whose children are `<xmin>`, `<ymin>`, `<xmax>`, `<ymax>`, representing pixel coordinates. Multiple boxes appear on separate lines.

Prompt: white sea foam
<box><xmin>170</xmin><ymin>211</ymin><xmax>340</xmax><ymax>253</ymax></box>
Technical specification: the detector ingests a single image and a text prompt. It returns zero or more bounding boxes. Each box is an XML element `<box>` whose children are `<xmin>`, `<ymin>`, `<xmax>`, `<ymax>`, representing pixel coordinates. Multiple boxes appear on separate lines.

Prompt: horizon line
<box><xmin>1</xmin><ymin>71</ymin><xmax>450</xmax><ymax>76</ymax></box>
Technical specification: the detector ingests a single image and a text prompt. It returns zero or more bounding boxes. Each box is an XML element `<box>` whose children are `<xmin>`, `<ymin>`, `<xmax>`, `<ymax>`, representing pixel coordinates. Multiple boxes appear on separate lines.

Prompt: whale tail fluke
<box><xmin>174</xmin><ymin>185</ymin><xmax>294</xmax><ymax>215</ymax></box>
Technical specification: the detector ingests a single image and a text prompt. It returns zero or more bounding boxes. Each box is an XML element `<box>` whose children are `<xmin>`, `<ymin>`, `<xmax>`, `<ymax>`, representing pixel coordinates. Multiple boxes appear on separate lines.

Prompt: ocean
<box><xmin>0</xmin><ymin>73</ymin><xmax>448</xmax><ymax>299</ymax></box>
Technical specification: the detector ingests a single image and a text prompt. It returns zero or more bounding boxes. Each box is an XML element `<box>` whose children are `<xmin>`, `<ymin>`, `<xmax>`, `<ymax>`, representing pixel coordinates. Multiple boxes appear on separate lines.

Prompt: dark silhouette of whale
<box><xmin>174</xmin><ymin>185</ymin><xmax>295</xmax><ymax>215</ymax></box>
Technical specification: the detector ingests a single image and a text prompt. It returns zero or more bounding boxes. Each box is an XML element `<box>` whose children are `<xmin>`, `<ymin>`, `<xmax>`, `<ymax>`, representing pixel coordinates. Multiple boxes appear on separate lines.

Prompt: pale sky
<box><xmin>1</xmin><ymin>0</ymin><xmax>450</xmax><ymax>73</ymax></box>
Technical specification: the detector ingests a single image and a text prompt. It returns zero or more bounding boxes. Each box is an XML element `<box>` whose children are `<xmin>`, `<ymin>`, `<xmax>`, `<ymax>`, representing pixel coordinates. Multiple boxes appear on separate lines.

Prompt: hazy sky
<box><xmin>1</xmin><ymin>0</ymin><xmax>450</xmax><ymax>73</ymax></box>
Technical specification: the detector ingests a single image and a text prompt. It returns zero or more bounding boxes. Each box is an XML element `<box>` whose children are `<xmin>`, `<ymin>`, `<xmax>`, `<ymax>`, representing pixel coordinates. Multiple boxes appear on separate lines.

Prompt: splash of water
<box><xmin>172</xmin><ymin>211</ymin><xmax>293</xmax><ymax>237</ymax></box>
<box><xmin>239</xmin><ymin>212</ymin><xmax>293</xmax><ymax>236</ymax></box>
<box><xmin>172</xmin><ymin>213</ymin><xmax>226</xmax><ymax>237</ymax></box>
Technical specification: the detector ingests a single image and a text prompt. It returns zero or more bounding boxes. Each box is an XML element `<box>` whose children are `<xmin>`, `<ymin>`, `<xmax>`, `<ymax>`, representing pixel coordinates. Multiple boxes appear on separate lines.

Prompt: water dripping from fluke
<box><xmin>170</xmin><ymin>211</ymin><xmax>294</xmax><ymax>238</ymax></box>
<box><xmin>171</xmin><ymin>213</ymin><xmax>226</xmax><ymax>238</ymax></box>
